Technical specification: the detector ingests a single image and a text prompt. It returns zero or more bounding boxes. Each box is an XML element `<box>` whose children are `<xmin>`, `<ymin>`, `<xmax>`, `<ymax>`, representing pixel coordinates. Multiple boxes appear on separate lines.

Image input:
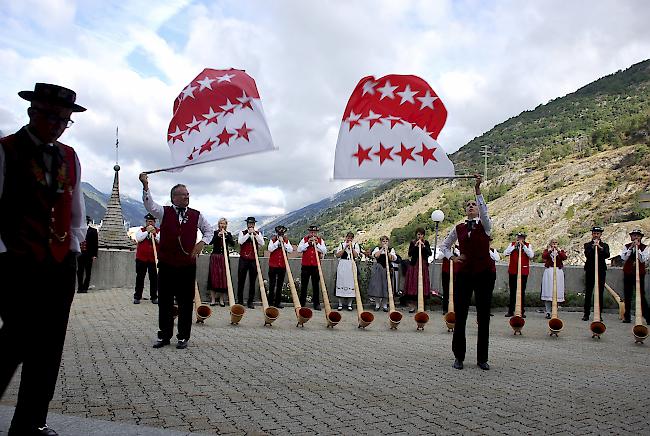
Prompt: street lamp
<box><xmin>430</xmin><ymin>210</ymin><xmax>445</xmax><ymax>296</ymax></box>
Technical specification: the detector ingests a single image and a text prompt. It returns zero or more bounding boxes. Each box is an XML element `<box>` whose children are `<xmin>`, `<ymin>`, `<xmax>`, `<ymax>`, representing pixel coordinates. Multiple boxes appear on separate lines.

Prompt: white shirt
<box><xmin>371</xmin><ymin>246</ymin><xmax>397</xmax><ymax>261</ymax></box>
<box><xmin>268</xmin><ymin>236</ymin><xmax>293</xmax><ymax>253</ymax></box>
<box><xmin>441</xmin><ymin>194</ymin><xmax>492</xmax><ymax>259</ymax></box>
<box><xmin>135</xmin><ymin>228</ymin><xmax>160</xmax><ymax>243</ymax></box>
<box><xmin>142</xmin><ymin>189</ymin><xmax>213</xmax><ymax>244</ymax></box>
<box><xmin>298</xmin><ymin>236</ymin><xmax>327</xmax><ymax>254</ymax></box>
<box><xmin>504</xmin><ymin>242</ymin><xmax>535</xmax><ymax>258</ymax></box>
<box><xmin>620</xmin><ymin>243</ymin><xmax>650</xmax><ymax>263</ymax></box>
<box><xmin>238</xmin><ymin>229</ymin><xmax>265</xmax><ymax>247</ymax></box>
<box><xmin>489</xmin><ymin>248</ymin><xmax>501</xmax><ymax>262</ymax></box>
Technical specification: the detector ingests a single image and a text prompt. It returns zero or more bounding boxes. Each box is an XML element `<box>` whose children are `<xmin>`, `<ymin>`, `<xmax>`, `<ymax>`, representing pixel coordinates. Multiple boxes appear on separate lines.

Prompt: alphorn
<box><xmin>250</xmin><ymin>233</ymin><xmax>279</xmax><ymax>326</ymax></box>
<box><xmin>604</xmin><ymin>283</ymin><xmax>625</xmax><ymax>321</ymax></box>
<box><xmin>194</xmin><ymin>281</ymin><xmax>212</xmax><ymax>323</ymax></box>
<box><xmin>509</xmin><ymin>244</ymin><xmax>525</xmax><ymax>335</ymax></box>
<box><xmin>315</xmin><ymin>245</ymin><xmax>341</xmax><ymax>328</ymax></box>
<box><xmin>548</xmin><ymin>250</ymin><xmax>563</xmax><ymax>336</ymax></box>
<box><xmin>384</xmin><ymin>247</ymin><xmax>402</xmax><ymax>329</ymax></box>
<box><xmin>590</xmin><ymin>243</ymin><xmax>606</xmax><ymax>338</ymax></box>
<box><xmin>151</xmin><ymin>233</ymin><xmax>178</xmax><ymax>319</ymax></box>
<box><xmin>223</xmin><ymin>232</ymin><xmax>245</xmax><ymax>325</ymax></box>
<box><xmin>280</xmin><ymin>238</ymin><xmax>312</xmax><ymax>327</ymax></box>
<box><xmin>414</xmin><ymin>242</ymin><xmax>429</xmax><ymax>330</ymax></box>
<box><xmin>632</xmin><ymin>245</ymin><xmax>648</xmax><ymax>344</ymax></box>
<box><xmin>350</xmin><ymin>246</ymin><xmax>374</xmax><ymax>328</ymax></box>
<box><xmin>443</xmin><ymin>258</ymin><xmax>455</xmax><ymax>332</ymax></box>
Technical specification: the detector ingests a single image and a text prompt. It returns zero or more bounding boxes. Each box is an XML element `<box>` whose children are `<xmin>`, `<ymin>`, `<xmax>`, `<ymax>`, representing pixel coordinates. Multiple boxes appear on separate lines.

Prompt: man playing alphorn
<box><xmin>441</xmin><ymin>175</ymin><xmax>493</xmax><ymax>371</ymax></box>
<box><xmin>582</xmin><ymin>226</ymin><xmax>610</xmax><ymax>321</ymax></box>
<box><xmin>503</xmin><ymin>232</ymin><xmax>534</xmax><ymax>318</ymax></box>
<box><xmin>297</xmin><ymin>225</ymin><xmax>327</xmax><ymax>311</ymax></box>
<box><xmin>237</xmin><ymin>217</ymin><xmax>265</xmax><ymax>309</ymax></box>
<box><xmin>133</xmin><ymin>213</ymin><xmax>160</xmax><ymax>305</ymax></box>
<box><xmin>267</xmin><ymin>225</ymin><xmax>293</xmax><ymax>308</ymax></box>
<box><xmin>620</xmin><ymin>229</ymin><xmax>649</xmax><ymax>324</ymax></box>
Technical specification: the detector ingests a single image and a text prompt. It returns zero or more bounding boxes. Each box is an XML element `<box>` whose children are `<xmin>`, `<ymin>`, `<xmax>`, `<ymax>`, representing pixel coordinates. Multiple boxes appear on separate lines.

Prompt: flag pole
<box><xmin>143</xmin><ymin>147</ymin><xmax>277</xmax><ymax>174</ymax></box>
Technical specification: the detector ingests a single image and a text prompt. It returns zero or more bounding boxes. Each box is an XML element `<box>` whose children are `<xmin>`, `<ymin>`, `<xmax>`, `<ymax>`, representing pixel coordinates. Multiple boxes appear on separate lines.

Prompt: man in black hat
<box><xmin>620</xmin><ymin>229</ymin><xmax>649</xmax><ymax>323</ymax></box>
<box><xmin>77</xmin><ymin>216</ymin><xmax>98</xmax><ymax>293</ymax></box>
<box><xmin>0</xmin><ymin>83</ymin><xmax>86</xmax><ymax>436</ymax></box>
<box><xmin>133</xmin><ymin>213</ymin><xmax>160</xmax><ymax>304</ymax></box>
<box><xmin>297</xmin><ymin>225</ymin><xmax>328</xmax><ymax>310</ymax></box>
<box><xmin>237</xmin><ymin>217</ymin><xmax>265</xmax><ymax>308</ymax></box>
<box><xmin>583</xmin><ymin>226</ymin><xmax>610</xmax><ymax>321</ymax></box>
<box><xmin>267</xmin><ymin>225</ymin><xmax>293</xmax><ymax>308</ymax></box>
<box><xmin>503</xmin><ymin>232</ymin><xmax>534</xmax><ymax>317</ymax></box>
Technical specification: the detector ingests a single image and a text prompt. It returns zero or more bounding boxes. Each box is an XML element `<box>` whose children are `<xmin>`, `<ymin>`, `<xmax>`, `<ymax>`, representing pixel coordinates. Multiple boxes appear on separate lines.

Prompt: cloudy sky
<box><xmin>1</xmin><ymin>0</ymin><xmax>649</xmax><ymax>224</ymax></box>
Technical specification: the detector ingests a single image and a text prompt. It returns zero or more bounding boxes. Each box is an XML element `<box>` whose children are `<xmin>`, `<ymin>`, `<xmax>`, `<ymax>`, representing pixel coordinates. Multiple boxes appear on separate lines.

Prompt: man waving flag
<box><xmin>333</xmin><ymin>74</ymin><xmax>455</xmax><ymax>179</ymax></box>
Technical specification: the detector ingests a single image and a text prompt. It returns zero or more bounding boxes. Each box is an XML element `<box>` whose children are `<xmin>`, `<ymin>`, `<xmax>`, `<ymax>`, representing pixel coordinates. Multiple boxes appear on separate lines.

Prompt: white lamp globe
<box><xmin>431</xmin><ymin>210</ymin><xmax>444</xmax><ymax>223</ymax></box>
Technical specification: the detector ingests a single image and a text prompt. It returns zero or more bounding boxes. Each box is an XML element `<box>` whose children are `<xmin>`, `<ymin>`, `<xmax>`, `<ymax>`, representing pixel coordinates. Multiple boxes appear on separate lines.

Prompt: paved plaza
<box><xmin>1</xmin><ymin>288</ymin><xmax>649</xmax><ymax>435</ymax></box>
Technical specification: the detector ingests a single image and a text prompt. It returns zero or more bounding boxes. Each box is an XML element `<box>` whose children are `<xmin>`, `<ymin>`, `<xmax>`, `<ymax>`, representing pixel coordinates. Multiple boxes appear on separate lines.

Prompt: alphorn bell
<box><xmin>350</xmin><ymin>246</ymin><xmax>374</xmax><ymax>328</ymax></box>
<box><xmin>251</xmin><ymin>233</ymin><xmax>279</xmax><ymax>326</ymax></box>
<box><xmin>414</xmin><ymin>242</ymin><xmax>429</xmax><ymax>330</ymax></box>
<box><xmin>280</xmin><ymin>237</ymin><xmax>312</xmax><ymax>327</ymax></box>
<box><xmin>632</xmin><ymin>244</ymin><xmax>648</xmax><ymax>344</ymax></box>
<box><xmin>222</xmin><ymin>232</ymin><xmax>245</xmax><ymax>325</ymax></box>
<box><xmin>315</xmin><ymin>245</ymin><xmax>341</xmax><ymax>328</ymax></box>
<box><xmin>194</xmin><ymin>282</ymin><xmax>212</xmax><ymax>323</ymax></box>
<box><xmin>548</xmin><ymin>250</ymin><xmax>564</xmax><ymax>336</ymax></box>
<box><xmin>443</xmin><ymin>258</ymin><xmax>455</xmax><ymax>332</ymax></box>
<box><xmin>509</xmin><ymin>244</ymin><xmax>525</xmax><ymax>335</ymax></box>
<box><xmin>590</xmin><ymin>242</ymin><xmax>606</xmax><ymax>338</ymax></box>
<box><xmin>384</xmin><ymin>247</ymin><xmax>402</xmax><ymax>329</ymax></box>
<box><xmin>151</xmin><ymin>232</ymin><xmax>177</xmax><ymax>319</ymax></box>
<box><xmin>604</xmin><ymin>283</ymin><xmax>625</xmax><ymax>321</ymax></box>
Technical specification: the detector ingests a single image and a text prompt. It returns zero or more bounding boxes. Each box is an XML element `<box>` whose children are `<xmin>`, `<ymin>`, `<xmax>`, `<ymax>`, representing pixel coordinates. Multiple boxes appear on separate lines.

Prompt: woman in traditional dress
<box><xmin>335</xmin><ymin>232</ymin><xmax>360</xmax><ymax>311</ymax></box>
<box><xmin>404</xmin><ymin>228</ymin><xmax>432</xmax><ymax>313</ymax></box>
<box><xmin>368</xmin><ymin>236</ymin><xmax>397</xmax><ymax>312</ymax></box>
<box><xmin>207</xmin><ymin>218</ymin><xmax>234</xmax><ymax>306</ymax></box>
<box><xmin>540</xmin><ymin>239</ymin><xmax>567</xmax><ymax>319</ymax></box>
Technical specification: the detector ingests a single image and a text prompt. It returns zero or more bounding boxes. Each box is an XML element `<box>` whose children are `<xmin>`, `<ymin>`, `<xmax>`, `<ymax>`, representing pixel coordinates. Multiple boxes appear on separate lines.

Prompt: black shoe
<box><xmin>582</xmin><ymin>315</ymin><xmax>589</xmax><ymax>321</ymax></box>
<box><xmin>477</xmin><ymin>362</ymin><xmax>490</xmax><ymax>371</ymax></box>
<box><xmin>383</xmin><ymin>307</ymin><xmax>389</xmax><ymax>312</ymax></box>
<box><xmin>77</xmin><ymin>289</ymin><xmax>87</xmax><ymax>294</ymax></box>
<box><xmin>275</xmin><ymin>302</ymin><xmax>283</xmax><ymax>309</ymax></box>
<box><xmin>313</xmin><ymin>304</ymin><xmax>321</xmax><ymax>311</ymax></box>
<box><xmin>505</xmin><ymin>312</ymin><xmax>513</xmax><ymax>317</ymax></box>
<box><xmin>151</xmin><ymin>298</ymin><xmax>158</xmax><ymax>304</ymax></box>
<box><xmin>133</xmin><ymin>299</ymin><xmax>141</xmax><ymax>304</ymax></box>
<box><xmin>622</xmin><ymin>319</ymin><xmax>631</xmax><ymax>323</ymax></box>
<box><xmin>347</xmin><ymin>305</ymin><xmax>353</xmax><ymax>311</ymax></box>
<box><xmin>209</xmin><ymin>302</ymin><xmax>217</xmax><ymax>306</ymax></box>
<box><xmin>453</xmin><ymin>359</ymin><xmax>463</xmax><ymax>370</ymax></box>
<box><xmin>247</xmin><ymin>302</ymin><xmax>255</xmax><ymax>309</ymax></box>
<box><xmin>408</xmin><ymin>308</ymin><xmax>415</xmax><ymax>313</ymax></box>
<box><xmin>374</xmin><ymin>306</ymin><xmax>380</xmax><ymax>312</ymax></box>
<box><xmin>490</xmin><ymin>313</ymin><xmax>494</xmax><ymax>316</ymax></box>
<box><xmin>220</xmin><ymin>302</ymin><xmax>226</xmax><ymax>307</ymax></box>
<box><xmin>522</xmin><ymin>314</ymin><xmax>526</xmax><ymax>319</ymax></box>
<box><xmin>545</xmin><ymin>313</ymin><xmax>551</xmax><ymax>319</ymax></box>
<box><xmin>176</xmin><ymin>339</ymin><xmax>189</xmax><ymax>349</ymax></box>
<box><xmin>9</xmin><ymin>424</ymin><xmax>59</xmax><ymax>436</ymax></box>
<box><xmin>153</xmin><ymin>339</ymin><xmax>170</xmax><ymax>348</ymax></box>
<box><xmin>337</xmin><ymin>304</ymin><xmax>343</xmax><ymax>310</ymax></box>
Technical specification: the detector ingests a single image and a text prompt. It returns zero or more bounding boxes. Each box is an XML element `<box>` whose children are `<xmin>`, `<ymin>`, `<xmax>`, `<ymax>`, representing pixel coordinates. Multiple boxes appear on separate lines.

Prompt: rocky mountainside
<box><xmin>271</xmin><ymin>59</ymin><xmax>650</xmax><ymax>264</ymax></box>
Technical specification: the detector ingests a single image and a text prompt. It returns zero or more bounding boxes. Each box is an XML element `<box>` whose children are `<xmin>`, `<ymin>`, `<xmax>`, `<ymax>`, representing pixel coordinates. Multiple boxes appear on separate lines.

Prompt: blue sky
<box><xmin>1</xmin><ymin>0</ymin><xmax>650</xmax><ymax>224</ymax></box>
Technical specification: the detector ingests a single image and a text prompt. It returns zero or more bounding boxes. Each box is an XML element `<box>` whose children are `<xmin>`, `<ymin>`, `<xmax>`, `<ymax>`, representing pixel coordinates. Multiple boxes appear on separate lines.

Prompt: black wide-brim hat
<box><xmin>144</xmin><ymin>213</ymin><xmax>156</xmax><ymax>221</ymax></box>
<box><xmin>629</xmin><ymin>228</ymin><xmax>644</xmax><ymax>237</ymax></box>
<box><xmin>275</xmin><ymin>225</ymin><xmax>287</xmax><ymax>233</ymax></box>
<box><xmin>516</xmin><ymin>232</ymin><xmax>527</xmax><ymax>237</ymax></box>
<box><xmin>308</xmin><ymin>224</ymin><xmax>319</xmax><ymax>232</ymax></box>
<box><xmin>245</xmin><ymin>216</ymin><xmax>257</xmax><ymax>224</ymax></box>
<box><xmin>591</xmin><ymin>226</ymin><xmax>604</xmax><ymax>233</ymax></box>
<box><xmin>19</xmin><ymin>83</ymin><xmax>86</xmax><ymax>112</ymax></box>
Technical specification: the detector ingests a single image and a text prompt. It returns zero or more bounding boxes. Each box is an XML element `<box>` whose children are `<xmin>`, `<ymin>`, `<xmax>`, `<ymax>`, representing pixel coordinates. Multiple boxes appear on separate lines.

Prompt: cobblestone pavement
<box><xmin>2</xmin><ymin>288</ymin><xmax>649</xmax><ymax>435</ymax></box>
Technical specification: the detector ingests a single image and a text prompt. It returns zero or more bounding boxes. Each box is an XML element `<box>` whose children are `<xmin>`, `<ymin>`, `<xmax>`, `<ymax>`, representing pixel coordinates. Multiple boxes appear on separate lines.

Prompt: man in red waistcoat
<box><xmin>139</xmin><ymin>173</ymin><xmax>214</xmax><ymax>350</ymax></box>
<box><xmin>620</xmin><ymin>229</ymin><xmax>649</xmax><ymax>324</ymax></box>
<box><xmin>503</xmin><ymin>232</ymin><xmax>534</xmax><ymax>318</ymax></box>
<box><xmin>0</xmin><ymin>83</ymin><xmax>86</xmax><ymax>436</ymax></box>
<box><xmin>133</xmin><ymin>213</ymin><xmax>160</xmax><ymax>305</ymax></box>
<box><xmin>297</xmin><ymin>225</ymin><xmax>328</xmax><ymax>310</ymax></box>
<box><xmin>441</xmin><ymin>175</ymin><xmax>493</xmax><ymax>371</ymax></box>
<box><xmin>237</xmin><ymin>217</ymin><xmax>265</xmax><ymax>308</ymax></box>
<box><xmin>267</xmin><ymin>225</ymin><xmax>293</xmax><ymax>308</ymax></box>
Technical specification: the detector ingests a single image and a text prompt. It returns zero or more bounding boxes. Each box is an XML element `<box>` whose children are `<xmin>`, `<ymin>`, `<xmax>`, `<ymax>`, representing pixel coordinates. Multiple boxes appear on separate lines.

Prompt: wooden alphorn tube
<box><xmin>548</xmin><ymin>251</ymin><xmax>564</xmax><ymax>336</ymax></box>
<box><xmin>250</xmin><ymin>234</ymin><xmax>279</xmax><ymax>326</ymax></box>
<box><xmin>351</xmin><ymin>249</ymin><xmax>374</xmax><ymax>328</ymax></box>
<box><xmin>590</xmin><ymin>243</ymin><xmax>606</xmax><ymax>338</ymax></box>
<box><xmin>604</xmin><ymin>283</ymin><xmax>625</xmax><ymax>321</ymax></box>
<box><xmin>632</xmin><ymin>245</ymin><xmax>648</xmax><ymax>344</ymax></box>
<box><xmin>509</xmin><ymin>244</ymin><xmax>525</xmax><ymax>335</ymax></box>
<box><xmin>443</xmin><ymin>258</ymin><xmax>455</xmax><ymax>332</ymax></box>
<box><xmin>414</xmin><ymin>242</ymin><xmax>429</xmax><ymax>330</ymax></box>
<box><xmin>315</xmin><ymin>246</ymin><xmax>341</xmax><ymax>328</ymax></box>
<box><xmin>223</xmin><ymin>232</ymin><xmax>245</xmax><ymax>325</ymax></box>
<box><xmin>384</xmin><ymin>247</ymin><xmax>402</xmax><ymax>329</ymax></box>
<box><xmin>194</xmin><ymin>281</ymin><xmax>212</xmax><ymax>323</ymax></box>
<box><xmin>280</xmin><ymin>238</ymin><xmax>312</xmax><ymax>327</ymax></box>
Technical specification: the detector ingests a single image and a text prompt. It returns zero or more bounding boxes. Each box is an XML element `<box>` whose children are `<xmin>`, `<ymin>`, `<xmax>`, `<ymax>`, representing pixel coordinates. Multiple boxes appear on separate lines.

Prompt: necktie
<box><xmin>177</xmin><ymin>207</ymin><xmax>186</xmax><ymax>221</ymax></box>
<box><xmin>466</xmin><ymin>219</ymin><xmax>475</xmax><ymax>232</ymax></box>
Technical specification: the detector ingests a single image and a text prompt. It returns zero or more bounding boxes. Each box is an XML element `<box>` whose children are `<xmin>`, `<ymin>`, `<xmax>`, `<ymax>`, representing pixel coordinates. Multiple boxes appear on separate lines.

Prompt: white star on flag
<box><xmin>333</xmin><ymin>74</ymin><xmax>454</xmax><ymax>179</ymax></box>
<box><xmin>362</xmin><ymin>80</ymin><xmax>377</xmax><ymax>96</ymax></box>
<box><xmin>166</xmin><ymin>68</ymin><xmax>274</xmax><ymax>169</ymax></box>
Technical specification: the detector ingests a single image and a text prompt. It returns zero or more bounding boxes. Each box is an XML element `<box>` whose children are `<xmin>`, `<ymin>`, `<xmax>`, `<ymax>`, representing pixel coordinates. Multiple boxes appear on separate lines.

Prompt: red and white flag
<box><xmin>333</xmin><ymin>74</ymin><xmax>455</xmax><ymax>179</ymax></box>
<box><xmin>166</xmin><ymin>68</ymin><xmax>274</xmax><ymax>168</ymax></box>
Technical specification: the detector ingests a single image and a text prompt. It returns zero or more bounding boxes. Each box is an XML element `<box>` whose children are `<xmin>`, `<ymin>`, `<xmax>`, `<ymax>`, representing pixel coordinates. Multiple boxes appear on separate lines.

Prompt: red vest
<box><xmin>269</xmin><ymin>236</ymin><xmax>288</xmax><ymax>269</ymax></box>
<box><xmin>158</xmin><ymin>206</ymin><xmax>199</xmax><ymax>266</ymax></box>
<box><xmin>301</xmin><ymin>236</ymin><xmax>323</xmax><ymax>266</ymax></box>
<box><xmin>507</xmin><ymin>242</ymin><xmax>531</xmax><ymax>276</ymax></box>
<box><xmin>136</xmin><ymin>227</ymin><xmax>159</xmax><ymax>262</ymax></box>
<box><xmin>455</xmin><ymin>221</ymin><xmax>491</xmax><ymax>274</ymax></box>
<box><xmin>239</xmin><ymin>231</ymin><xmax>258</xmax><ymax>260</ymax></box>
<box><xmin>623</xmin><ymin>242</ymin><xmax>646</xmax><ymax>276</ymax></box>
<box><xmin>542</xmin><ymin>249</ymin><xmax>566</xmax><ymax>269</ymax></box>
<box><xmin>0</xmin><ymin>129</ymin><xmax>77</xmax><ymax>262</ymax></box>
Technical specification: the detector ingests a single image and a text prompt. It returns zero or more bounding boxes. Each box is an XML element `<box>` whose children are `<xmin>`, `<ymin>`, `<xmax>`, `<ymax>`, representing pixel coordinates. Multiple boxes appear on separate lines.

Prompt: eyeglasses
<box><xmin>32</xmin><ymin>107</ymin><xmax>74</xmax><ymax>128</ymax></box>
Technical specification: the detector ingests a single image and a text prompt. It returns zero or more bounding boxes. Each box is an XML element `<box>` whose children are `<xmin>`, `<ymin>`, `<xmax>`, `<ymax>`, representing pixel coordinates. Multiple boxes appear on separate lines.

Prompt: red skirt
<box><xmin>209</xmin><ymin>253</ymin><xmax>228</xmax><ymax>291</ymax></box>
<box><xmin>404</xmin><ymin>262</ymin><xmax>431</xmax><ymax>296</ymax></box>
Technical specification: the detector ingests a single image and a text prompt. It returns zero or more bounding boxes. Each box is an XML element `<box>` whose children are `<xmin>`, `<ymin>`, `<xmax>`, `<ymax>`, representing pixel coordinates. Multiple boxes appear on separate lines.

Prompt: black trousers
<box><xmin>134</xmin><ymin>259</ymin><xmax>158</xmax><ymax>300</ymax></box>
<box><xmin>157</xmin><ymin>262</ymin><xmax>195</xmax><ymax>341</ymax></box>
<box><xmin>508</xmin><ymin>274</ymin><xmax>528</xmax><ymax>315</ymax></box>
<box><xmin>584</xmin><ymin>269</ymin><xmax>606</xmax><ymax>317</ymax></box>
<box><xmin>0</xmin><ymin>252</ymin><xmax>76</xmax><ymax>429</ymax></box>
<box><xmin>76</xmin><ymin>253</ymin><xmax>93</xmax><ymax>291</ymax></box>
<box><xmin>441</xmin><ymin>271</ymin><xmax>451</xmax><ymax>313</ymax></box>
<box><xmin>623</xmin><ymin>274</ymin><xmax>648</xmax><ymax>322</ymax></box>
<box><xmin>268</xmin><ymin>267</ymin><xmax>286</xmax><ymax>307</ymax></box>
<box><xmin>300</xmin><ymin>265</ymin><xmax>320</xmax><ymax>306</ymax></box>
<box><xmin>237</xmin><ymin>258</ymin><xmax>257</xmax><ymax>305</ymax></box>
<box><xmin>452</xmin><ymin>270</ymin><xmax>494</xmax><ymax>364</ymax></box>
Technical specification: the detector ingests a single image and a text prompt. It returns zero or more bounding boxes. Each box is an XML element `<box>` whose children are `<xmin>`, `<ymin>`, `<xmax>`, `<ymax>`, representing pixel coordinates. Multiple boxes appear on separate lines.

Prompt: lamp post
<box><xmin>430</xmin><ymin>210</ymin><xmax>445</xmax><ymax>295</ymax></box>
